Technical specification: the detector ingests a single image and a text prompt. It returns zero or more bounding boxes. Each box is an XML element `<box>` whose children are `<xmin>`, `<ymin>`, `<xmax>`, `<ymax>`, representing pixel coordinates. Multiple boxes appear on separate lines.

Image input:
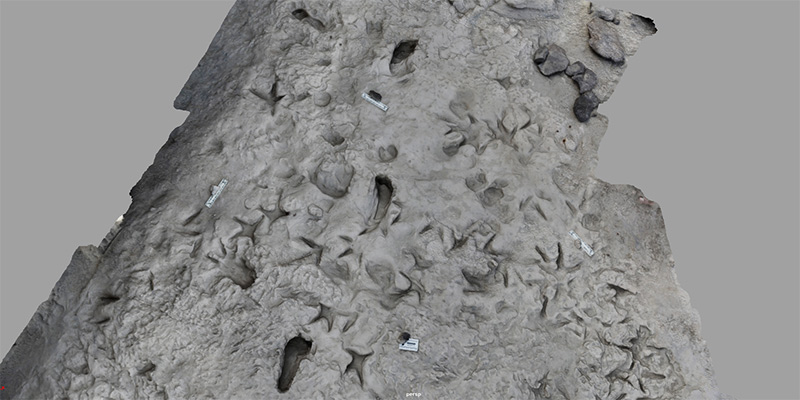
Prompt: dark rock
<box><xmin>537</xmin><ymin>44</ymin><xmax>569</xmax><ymax>76</ymax></box>
<box><xmin>572</xmin><ymin>68</ymin><xmax>597</xmax><ymax>93</ymax></box>
<box><xmin>587</xmin><ymin>17</ymin><xmax>626</xmax><ymax>63</ymax></box>
<box><xmin>532</xmin><ymin>46</ymin><xmax>549</xmax><ymax>64</ymax></box>
<box><xmin>565</xmin><ymin>61</ymin><xmax>585</xmax><ymax>77</ymax></box>
<box><xmin>573</xmin><ymin>91</ymin><xmax>600</xmax><ymax>122</ymax></box>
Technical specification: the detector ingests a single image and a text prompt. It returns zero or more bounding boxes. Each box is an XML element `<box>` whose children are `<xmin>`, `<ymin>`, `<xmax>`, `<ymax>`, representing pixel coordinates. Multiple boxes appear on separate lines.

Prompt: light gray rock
<box><xmin>0</xmin><ymin>1</ymin><xmax>731</xmax><ymax>399</ymax></box>
<box><xmin>591</xmin><ymin>4</ymin><xmax>617</xmax><ymax>22</ymax></box>
<box><xmin>311</xmin><ymin>154</ymin><xmax>354</xmax><ymax>198</ymax></box>
<box><xmin>588</xmin><ymin>17</ymin><xmax>627</xmax><ymax>63</ymax></box>
<box><xmin>504</xmin><ymin>0</ymin><xmax>555</xmax><ymax>10</ymax></box>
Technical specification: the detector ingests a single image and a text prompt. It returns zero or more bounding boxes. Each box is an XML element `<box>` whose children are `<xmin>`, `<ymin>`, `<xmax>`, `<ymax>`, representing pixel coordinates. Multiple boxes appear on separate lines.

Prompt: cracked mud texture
<box><xmin>0</xmin><ymin>1</ymin><xmax>731</xmax><ymax>399</ymax></box>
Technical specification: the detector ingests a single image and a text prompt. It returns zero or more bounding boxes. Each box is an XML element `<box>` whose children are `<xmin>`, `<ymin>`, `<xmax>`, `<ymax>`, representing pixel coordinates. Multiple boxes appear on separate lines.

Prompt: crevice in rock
<box><xmin>137</xmin><ymin>362</ymin><xmax>156</xmax><ymax>381</ymax></box>
<box><xmin>462</xmin><ymin>269</ymin><xmax>489</xmax><ymax>293</ymax></box>
<box><xmin>495</xmin><ymin>76</ymin><xmax>511</xmax><ymax>89</ymax></box>
<box><xmin>338</xmin><ymin>248</ymin><xmax>353</xmax><ymax>258</ymax></box>
<box><xmin>534</xmin><ymin>202</ymin><xmax>547</xmax><ymax>221</ymax></box>
<box><xmin>291</xmin><ymin>9</ymin><xmax>309</xmax><ymax>20</ymax></box>
<box><xmin>555</xmin><ymin>242</ymin><xmax>564</xmax><ymax>269</ymax></box>
<box><xmin>320</xmin><ymin>261</ymin><xmax>351</xmax><ymax>282</ymax></box>
<box><xmin>607</xmin><ymin>283</ymin><xmax>635</xmax><ymax>299</ymax></box>
<box><xmin>231</xmin><ymin>215</ymin><xmax>265</xmax><ymax>243</ymax></box>
<box><xmin>182</xmin><ymin>208</ymin><xmax>202</xmax><ymax>226</ymax></box>
<box><xmin>291</xmin><ymin>9</ymin><xmax>325</xmax><ymax>31</ymax></box>
<box><xmin>372</xmin><ymin>176</ymin><xmax>393</xmax><ymax>222</ymax></box>
<box><xmin>99</xmin><ymin>293</ymin><xmax>120</xmax><ymax>305</ymax></box>
<box><xmin>300</xmin><ymin>237</ymin><xmax>324</xmax><ymax>265</ymax></box>
<box><xmin>190</xmin><ymin>239</ymin><xmax>202</xmax><ymax>258</ymax></box>
<box><xmin>540</xmin><ymin>295</ymin><xmax>549</xmax><ymax>318</ymax></box>
<box><xmin>277</xmin><ymin>336</ymin><xmax>313</xmax><ymax>393</ymax></box>
<box><xmin>258</xmin><ymin>193</ymin><xmax>290</xmax><ymax>230</ymax></box>
<box><xmin>249</xmin><ymin>80</ymin><xmax>284</xmax><ymax>106</ymax></box>
<box><xmin>390</xmin><ymin>40</ymin><xmax>418</xmax><ymax>65</ymax></box>
<box><xmin>345</xmin><ymin>349</ymin><xmax>372</xmax><ymax>388</ymax></box>
<box><xmin>565</xmin><ymin>200</ymin><xmax>577</xmax><ymax>215</ymax></box>
<box><xmin>535</xmin><ymin>245</ymin><xmax>550</xmax><ymax>263</ymax></box>
<box><xmin>229</xmin><ymin>258</ymin><xmax>257</xmax><ymax>289</ymax></box>
<box><xmin>450</xmin><ymin>231</ymin><xmax>469</xmax><ymax>251</ymax></box>
<box><xmin>310</xmin><ymin>304</ymin><xmax>334</xmax><ymax>332</ymax></box>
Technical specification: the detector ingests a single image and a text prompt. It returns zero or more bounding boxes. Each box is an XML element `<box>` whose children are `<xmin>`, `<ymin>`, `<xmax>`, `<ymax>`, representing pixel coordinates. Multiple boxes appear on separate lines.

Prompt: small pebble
<box><xmin>313</xmin><ymin>92</ymin><xmax>331</xmax><ymax>107</ymax></box>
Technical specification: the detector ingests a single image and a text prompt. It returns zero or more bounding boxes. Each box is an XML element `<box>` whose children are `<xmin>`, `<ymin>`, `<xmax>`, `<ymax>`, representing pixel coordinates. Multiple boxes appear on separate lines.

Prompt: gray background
<box><xmin>1</xmin><ymin>1</ymin><xmax>797</xmax><ymax>399</ymax></box>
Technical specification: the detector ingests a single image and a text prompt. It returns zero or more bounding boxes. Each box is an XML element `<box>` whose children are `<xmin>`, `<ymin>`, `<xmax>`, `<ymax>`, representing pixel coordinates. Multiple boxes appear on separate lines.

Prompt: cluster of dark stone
<box><xmin>533</xmin><ymin>44</ymin><xmax>600</xmax><ymax>123</ymax></box>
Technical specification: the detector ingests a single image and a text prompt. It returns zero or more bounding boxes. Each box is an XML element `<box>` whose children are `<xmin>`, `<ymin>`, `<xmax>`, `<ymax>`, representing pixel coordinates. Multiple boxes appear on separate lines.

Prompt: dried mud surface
<box><xmin>1</xmin><ymin>1</ymin><xmax>731</xmax><ymax>399</ymax></box>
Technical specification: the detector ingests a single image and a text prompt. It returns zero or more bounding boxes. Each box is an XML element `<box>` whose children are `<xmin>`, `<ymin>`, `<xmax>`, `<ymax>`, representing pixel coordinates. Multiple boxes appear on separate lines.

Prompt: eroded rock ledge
<box><xmin>1</xmin><ymin>1</ymin><xmax>730</xmax><ymax>399</ymax></box>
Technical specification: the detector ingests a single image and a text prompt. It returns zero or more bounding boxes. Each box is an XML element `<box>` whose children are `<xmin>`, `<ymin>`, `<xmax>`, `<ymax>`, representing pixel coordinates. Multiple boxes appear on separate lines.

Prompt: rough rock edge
<box><xmin>0</xmin><ymin>246</ymin><xmax>102</xmax><ymax>400</ymax></box>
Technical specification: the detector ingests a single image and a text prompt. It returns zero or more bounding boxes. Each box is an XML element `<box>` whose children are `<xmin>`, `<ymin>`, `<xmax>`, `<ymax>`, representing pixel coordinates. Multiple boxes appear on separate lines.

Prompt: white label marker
<box><xmin>362</xmin><ymin>92</ymin><xmax>388</xmax><ymax>112</ymax></box>
<box><xmin>205</xmin><ymin>179</ymin><xmax>228</xmax><ymax>208</ymax></box>
<box><xmin>399</xmin><ymin>338</ymin><xmax>419</xmax><ymax>352</ymax></box>
<box><xmin>569</xmin><ymin>230</ymin><xmax>595</xmax><ymax>257</ymax></box>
